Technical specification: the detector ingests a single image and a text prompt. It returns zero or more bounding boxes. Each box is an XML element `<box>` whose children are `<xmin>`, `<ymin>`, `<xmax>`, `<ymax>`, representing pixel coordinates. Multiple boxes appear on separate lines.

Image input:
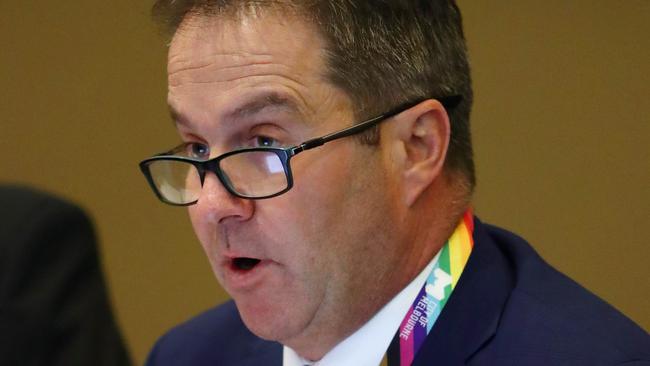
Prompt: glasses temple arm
<box><xmin>291</xmin><ymin>95</ymin><xmax>461</xmax><ymax>154</ymax></box>
<box><xmin>294</xmin><ymin>113</ymin><xmax>387</xmax><ymax>152</ymax></box>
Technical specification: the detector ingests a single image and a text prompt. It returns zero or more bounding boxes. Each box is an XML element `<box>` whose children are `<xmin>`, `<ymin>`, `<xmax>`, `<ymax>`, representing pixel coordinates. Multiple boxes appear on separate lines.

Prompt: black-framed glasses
<box><xmin>139</xmin><ymin>95</ymin><xmax>461</xmax><ymax>206</ymax></box>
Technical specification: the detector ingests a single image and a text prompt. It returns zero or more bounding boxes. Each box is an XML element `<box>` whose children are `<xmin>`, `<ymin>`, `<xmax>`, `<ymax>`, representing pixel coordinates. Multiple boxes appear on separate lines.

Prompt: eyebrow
<box><xmin>229</xmin><ymin>92</ymin><xmax>302</xmax><ymax>120</ymax></box>
<box><xmin>169</xmin><ymin>91</ymin><xmax>305</xmax><ymax>128</ymax></box>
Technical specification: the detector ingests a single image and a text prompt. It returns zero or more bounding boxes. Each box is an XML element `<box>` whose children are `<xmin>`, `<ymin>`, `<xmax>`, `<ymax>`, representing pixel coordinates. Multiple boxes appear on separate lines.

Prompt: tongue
<box><xmin>234</xmin><ymin>257</ymin><xmax>261</xmax><ymax>271</ymax></box>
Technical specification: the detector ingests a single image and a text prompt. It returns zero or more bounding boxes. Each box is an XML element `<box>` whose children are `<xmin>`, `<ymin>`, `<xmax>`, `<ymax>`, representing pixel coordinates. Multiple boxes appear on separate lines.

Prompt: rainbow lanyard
<box><xmin>381</xmin><ymin>210</ymin><xmax>474</xmax><ymax>366</ymax></box>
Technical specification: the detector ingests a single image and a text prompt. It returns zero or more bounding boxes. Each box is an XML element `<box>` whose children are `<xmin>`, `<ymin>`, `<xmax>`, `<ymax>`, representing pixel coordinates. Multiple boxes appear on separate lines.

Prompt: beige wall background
<box><xmin>1</xmin><ymin>1</ymin><xmax>648</xmax><ymax>364</ymax></box>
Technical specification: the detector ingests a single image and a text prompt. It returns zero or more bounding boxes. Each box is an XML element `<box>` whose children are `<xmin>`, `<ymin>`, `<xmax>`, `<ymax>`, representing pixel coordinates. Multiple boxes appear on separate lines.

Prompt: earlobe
<box><xmin>397</xmin><ymin>100</ymin><xmax>451</xmax><ymax>206</ymax></box>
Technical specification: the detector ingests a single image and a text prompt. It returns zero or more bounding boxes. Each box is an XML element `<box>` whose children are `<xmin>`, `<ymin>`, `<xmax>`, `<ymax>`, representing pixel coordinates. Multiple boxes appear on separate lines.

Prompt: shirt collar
<box><xmin>283</xmin><ymin>251</ymin><xmax>441</xmax><ymax>366</ymax></box>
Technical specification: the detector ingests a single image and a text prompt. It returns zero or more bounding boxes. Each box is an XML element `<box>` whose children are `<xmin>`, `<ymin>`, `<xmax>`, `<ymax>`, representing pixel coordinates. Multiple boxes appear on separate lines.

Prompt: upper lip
<box><xmin>223</xmin><ymin>250</ymin><xmax>264</xmax><ymax>260</ymax></box>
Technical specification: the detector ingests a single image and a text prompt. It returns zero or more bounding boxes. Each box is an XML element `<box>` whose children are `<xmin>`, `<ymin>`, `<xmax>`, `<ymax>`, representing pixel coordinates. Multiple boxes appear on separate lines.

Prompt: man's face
<box><xmin>167</xmin><ymin>12</ymin><xmax>405</xmax><ymax>351</ymax></box>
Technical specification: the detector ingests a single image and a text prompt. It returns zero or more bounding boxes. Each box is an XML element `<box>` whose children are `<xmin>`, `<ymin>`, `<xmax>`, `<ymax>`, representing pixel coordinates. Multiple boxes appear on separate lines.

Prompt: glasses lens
<box><xmin>220</xmin><ymin>151</ymin><xmax>288</xmax><ymax>197</ymax></box>
<box><xmin>147</xmin><ymin>160</ymin><xmax>201</xmax><ymax>204</ymax></box>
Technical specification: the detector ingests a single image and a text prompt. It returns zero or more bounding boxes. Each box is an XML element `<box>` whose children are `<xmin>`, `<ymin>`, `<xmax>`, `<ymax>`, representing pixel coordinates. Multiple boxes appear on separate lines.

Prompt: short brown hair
<box><xmin>153</xmin><ymin>0</ymin><xmax>475</xmax><ymax>190</ymax></box>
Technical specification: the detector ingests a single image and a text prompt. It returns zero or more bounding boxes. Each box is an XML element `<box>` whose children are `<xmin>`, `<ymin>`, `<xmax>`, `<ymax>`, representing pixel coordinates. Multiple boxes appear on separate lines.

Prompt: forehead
<box><xmin>166</xmin><ymin>11</ymin><xmax>341</xmax><ymax>127</ymax></box>
<box><xmin>170</xmin><ymin>11</ymin><xmax>319</xmax><ymax>66</ymax></box>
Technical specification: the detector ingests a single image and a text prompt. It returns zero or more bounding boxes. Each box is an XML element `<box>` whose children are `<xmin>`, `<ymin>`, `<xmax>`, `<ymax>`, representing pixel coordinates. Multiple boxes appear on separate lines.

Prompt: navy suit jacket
<box><xmin>146</xmin><ymin>219</ymin><xmax>650</xmax><ymax>365</ymax></box>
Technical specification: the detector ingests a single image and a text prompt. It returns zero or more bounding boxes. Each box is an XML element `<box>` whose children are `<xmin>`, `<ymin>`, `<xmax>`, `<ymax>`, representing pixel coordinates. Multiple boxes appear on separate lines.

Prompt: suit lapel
<box><xmin>412</xmin><ymin>219</ymin><xmax>515</xmax><ymax>365</ymax></box>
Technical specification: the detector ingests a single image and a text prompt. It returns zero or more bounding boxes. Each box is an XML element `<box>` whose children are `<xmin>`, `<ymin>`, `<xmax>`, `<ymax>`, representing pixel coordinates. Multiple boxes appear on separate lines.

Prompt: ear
<box><xmin>390</xmin><ymin>99</ymin><xmax>451</xmax><ymax>207</ymax></box>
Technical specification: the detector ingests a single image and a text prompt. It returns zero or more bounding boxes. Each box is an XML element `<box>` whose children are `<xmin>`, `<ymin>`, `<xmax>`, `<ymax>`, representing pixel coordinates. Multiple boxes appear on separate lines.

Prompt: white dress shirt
<box><xmin>283</xmin><ymin>251</ymin><xmax>441</xmax><ymax>366</ymax></box>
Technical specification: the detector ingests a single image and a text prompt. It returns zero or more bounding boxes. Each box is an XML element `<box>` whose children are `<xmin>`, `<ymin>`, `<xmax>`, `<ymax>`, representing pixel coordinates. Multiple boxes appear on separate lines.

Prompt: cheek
<box><xmin>251</xmin><ymin>152</ymin><xmax>355</xmax><ymax>282</ymax></box>
<box><xmin>255</xmin><ymin>198</ymin><xmax>329</xmax><ymax>274</ymax></box>
<box><xmin>290</xmin><ymin>148</ymin><xmax>353</xmax><ymax>220</ymax></box>
<box><xmin>281</xmin><ymin>149</ymin><xmax>380</xmax><ymax>261</ymax></box>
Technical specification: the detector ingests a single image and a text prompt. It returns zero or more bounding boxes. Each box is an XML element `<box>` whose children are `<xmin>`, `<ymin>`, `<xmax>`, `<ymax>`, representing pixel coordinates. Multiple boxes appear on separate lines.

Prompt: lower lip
<box><xmin>222</xmin><ymin>259</ymin><xmax>275</xmax><ymax>291</ymax></box>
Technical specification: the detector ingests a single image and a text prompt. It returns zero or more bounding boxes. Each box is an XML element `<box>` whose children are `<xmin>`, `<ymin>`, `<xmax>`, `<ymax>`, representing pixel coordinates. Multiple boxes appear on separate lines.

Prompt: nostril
<box><xmin>232</xmin><ymin>257</ymin><xmax>261</xmax><ymax>271</ymax></box>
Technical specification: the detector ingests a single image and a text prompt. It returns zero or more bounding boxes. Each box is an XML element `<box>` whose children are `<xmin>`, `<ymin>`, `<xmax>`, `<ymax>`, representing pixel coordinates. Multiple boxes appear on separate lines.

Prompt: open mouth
<box><xmin>232</xmin><ymin>257</ymin><xmax>261</xmax><ymax>271</ymax></box>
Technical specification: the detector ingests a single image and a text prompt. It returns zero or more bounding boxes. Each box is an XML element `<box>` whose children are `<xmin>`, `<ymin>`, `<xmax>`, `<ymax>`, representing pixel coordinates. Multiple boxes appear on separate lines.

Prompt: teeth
<box><xmin>233</xmin><ymin>257</ymin><xmax>261</xmax><ymax>270</ymax></box>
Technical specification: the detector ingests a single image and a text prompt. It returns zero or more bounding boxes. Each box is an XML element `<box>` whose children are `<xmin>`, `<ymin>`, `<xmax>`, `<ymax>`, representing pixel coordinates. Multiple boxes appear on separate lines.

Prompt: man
<box><xmin>141</xmin><ymin>1</ymin><xmax>649</xmax><ymax>365</ymax></box>
<box><xmin>0</xmin><ymin>185</ymin><xmax>132</xmax><ymax>366</ymax></box>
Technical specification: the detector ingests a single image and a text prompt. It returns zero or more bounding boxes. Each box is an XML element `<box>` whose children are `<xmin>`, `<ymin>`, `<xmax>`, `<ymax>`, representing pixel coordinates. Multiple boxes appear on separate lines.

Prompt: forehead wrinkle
<box><xmin>168</xmin><ymin>50</ymin><xmax>274</xmax><ymax>75</ymax></box>
<box><xmin>168</xmin><ymin>55</ymin><xmax>276</xmax><ymax>87</ymax></box>
<box><xmin>168</xmin><ymin>58</ymin><xmax>319</xmax><ymax>119</ymax></box>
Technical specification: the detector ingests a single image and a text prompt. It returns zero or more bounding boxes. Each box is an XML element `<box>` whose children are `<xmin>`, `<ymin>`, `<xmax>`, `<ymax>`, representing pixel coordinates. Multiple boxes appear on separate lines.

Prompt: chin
<box><xmin>235</xmin><ymin>298</ymin><xmax>304</xmax><ymax>342</ymax></box>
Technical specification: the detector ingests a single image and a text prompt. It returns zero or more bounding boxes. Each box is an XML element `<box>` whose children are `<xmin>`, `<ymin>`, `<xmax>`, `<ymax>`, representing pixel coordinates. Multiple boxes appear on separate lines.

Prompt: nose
<box><xmin>190</xmin><ymin>171</ymin><xmax>255</xmax><ymax>225</ymax></box>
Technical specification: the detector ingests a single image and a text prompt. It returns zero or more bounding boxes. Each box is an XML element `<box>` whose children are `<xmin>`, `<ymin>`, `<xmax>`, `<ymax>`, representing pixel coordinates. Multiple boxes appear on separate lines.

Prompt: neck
<box><xmin>405</xmin><ymin>175</ymin><xmax>471</xmax><ymax>277</ymax></box>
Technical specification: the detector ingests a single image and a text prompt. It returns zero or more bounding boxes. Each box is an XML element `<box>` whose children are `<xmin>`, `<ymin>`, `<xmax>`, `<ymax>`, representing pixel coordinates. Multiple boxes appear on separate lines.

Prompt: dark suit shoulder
<box><xmin>146</xmin><ymin>301</ymin><xmax>281</xmax><ymax>366</ymax></box>
<box><xmin>473</xmin><ymin>223</ymin><xmax>650</xmax><ymax>365</ymax></box>
<box><xmin>0</xmin><ymin>185</ymin><xmax>131</xmax><ymax>366</ymax></box>
<box><xmin>0</xmin><ymin>185</ymin><xmax>91</xmax><ymax>253</ymax></box>
<box><xmin>0</xmin><ymin>185</ymin><xmax>95</xmax><ymax>297</ymax></box>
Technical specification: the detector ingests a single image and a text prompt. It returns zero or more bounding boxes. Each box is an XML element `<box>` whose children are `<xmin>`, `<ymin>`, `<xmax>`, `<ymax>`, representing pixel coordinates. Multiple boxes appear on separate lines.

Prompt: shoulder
<box><xmin>0</xmin><ymin>184</ymin><xmax>85</xmax><ymax>218</ymax></box>
<box><xmin>146</xmin><ymin>301</ymin><xmax>282</xmax><ymax>366</ymax></box>
<box><xmin>0</xmin><ymin>185</ymin><xmax>92</xmax><ymax>250</ymax></box>
<box><xmin>0</xmin><ymin>185</ymin><xmax>95</xmax><ymax>284</ymax></box>
<box><xmin>0</xmin><ymin>185</ymin><xmax>131</xmax><ymax>365</ymax></box>
<box><xmin>474</xmin><ymin>221</ymin><xmax>650</xmax><ymax>364</ymax></box>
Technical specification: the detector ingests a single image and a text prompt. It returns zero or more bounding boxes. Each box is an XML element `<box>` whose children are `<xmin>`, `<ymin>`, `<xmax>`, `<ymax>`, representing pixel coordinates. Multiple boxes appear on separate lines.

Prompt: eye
<box><xmin>253</xmin><ymin>136</ymin><xmax>280</xmax><ymax>148</ymax></box>
<box><xmin>186</xmin><ymin>142</ymin><xmax>210</xmax><ymax>159</ymax></box>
